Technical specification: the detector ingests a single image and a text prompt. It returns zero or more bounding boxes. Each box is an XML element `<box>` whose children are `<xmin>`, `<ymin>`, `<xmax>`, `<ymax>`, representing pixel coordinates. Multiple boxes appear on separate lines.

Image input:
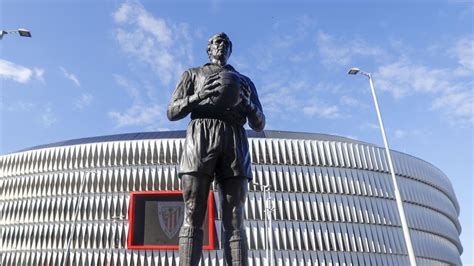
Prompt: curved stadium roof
<box><xmin>16</xmin><ymin>130</ymin><xmax>372</xmax><ymax>153</ymax></box>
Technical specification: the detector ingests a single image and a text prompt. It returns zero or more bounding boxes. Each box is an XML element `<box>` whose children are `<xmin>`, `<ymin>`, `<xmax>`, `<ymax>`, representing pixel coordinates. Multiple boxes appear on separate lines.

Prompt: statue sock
<box><xmin>178</xmin><ymin>226</ymin><xmax>203</xmax><ymax>266</ymax></box>
<box><xmin>223</xmin><ymin>229</ymin><xmax>248</xmax><ymax>266</ymax></box>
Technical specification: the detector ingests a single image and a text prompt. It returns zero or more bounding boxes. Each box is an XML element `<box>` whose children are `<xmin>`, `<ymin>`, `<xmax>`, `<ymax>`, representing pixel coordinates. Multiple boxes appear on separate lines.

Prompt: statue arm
<box><xmin>167</xmin><ymin>70</ymin><xmax>201</xmax><ymax>121</ymax></box>
<box><xmin>246</xmin><ymin>79</ymin><xmax>266</xmax><ymax>132</ymax></box>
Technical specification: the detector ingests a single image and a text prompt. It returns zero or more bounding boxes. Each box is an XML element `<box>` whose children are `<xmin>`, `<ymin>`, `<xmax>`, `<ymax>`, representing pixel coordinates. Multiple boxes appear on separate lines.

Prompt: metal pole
<box><xmin>63</xmin><ymin>170</ymin><xmax>95</xmax><ymax>266</ymax></box>
<box><xmin>253</xmin><ymin>182</ymin><xmax>274</xmax><ymax>266</ymax></box>
<box><xmin>365</xmin><ymin>73</ymin><xmax>417</xmax><ymax>266</ymax></box>
<box><xmin>263</xmin><ymin>186</ymin><xmax>269</xmax><ymax>264</ymax></box>
<box><xmin>266</xmin><ymin>186</ymin><xmax>274</xmax><ymax>266</ymax></box>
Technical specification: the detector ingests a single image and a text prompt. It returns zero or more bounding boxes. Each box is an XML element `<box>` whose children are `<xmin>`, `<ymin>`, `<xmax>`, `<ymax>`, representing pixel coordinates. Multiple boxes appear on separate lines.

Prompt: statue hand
<box><xmin>197</xmin><ymin>73</ymin><xmax>221</xmax><ymax>101</ymax></box>
<box><xmin>240</xmin><ymin>78</ymin><xmax>254</xmax><ymax>112</ymax></box>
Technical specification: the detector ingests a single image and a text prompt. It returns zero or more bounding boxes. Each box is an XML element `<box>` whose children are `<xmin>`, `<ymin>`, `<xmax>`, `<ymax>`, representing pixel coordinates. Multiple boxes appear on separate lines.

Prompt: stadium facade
<box><xmin>0</xmin><ymin>130</ymin><xmax>462</xmax><ymax>265</ymax></box>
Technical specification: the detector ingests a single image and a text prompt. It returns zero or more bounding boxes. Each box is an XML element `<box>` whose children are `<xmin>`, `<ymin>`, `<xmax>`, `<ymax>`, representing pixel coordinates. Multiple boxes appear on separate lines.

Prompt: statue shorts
<box><xmin>179</xmin><ymin>117</ymin><xmax>252</xmax><ymax>181</ymax></box>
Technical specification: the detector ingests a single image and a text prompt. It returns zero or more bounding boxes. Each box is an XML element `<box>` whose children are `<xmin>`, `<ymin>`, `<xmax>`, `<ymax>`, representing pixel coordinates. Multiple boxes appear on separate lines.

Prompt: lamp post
<box><xmin>348</xmin><ymin>67</ymin><xmax>417</xmax><ymax>266</ymax></box>
<box><xmin>253</xmin><ymin>182</ymin><xmax>274</xmax><ymax>266</ymax></box>
<box><xmin>0</xmin><ymin>28</ymin><xmax>32</xmax><ymax>40</ymax></box>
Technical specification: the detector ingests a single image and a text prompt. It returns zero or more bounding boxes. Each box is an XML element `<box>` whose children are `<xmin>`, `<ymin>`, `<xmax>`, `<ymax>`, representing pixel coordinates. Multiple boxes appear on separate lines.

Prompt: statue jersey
<box><xmin>167</xmin><ymin>63</ymin><xmax>264</xmax><ymax>180</ymax></box>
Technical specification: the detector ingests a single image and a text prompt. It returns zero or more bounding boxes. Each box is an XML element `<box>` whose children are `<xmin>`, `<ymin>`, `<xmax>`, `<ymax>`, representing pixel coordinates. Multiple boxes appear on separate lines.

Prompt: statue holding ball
<box><xmin>167</xmin><ymin>32</ymin><xmax>265</xmax><ymax>266</ymax></box>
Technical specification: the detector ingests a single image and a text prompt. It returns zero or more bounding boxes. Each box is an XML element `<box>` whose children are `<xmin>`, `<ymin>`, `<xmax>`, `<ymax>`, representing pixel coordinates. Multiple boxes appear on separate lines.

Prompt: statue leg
<box><xmin>218</xmin><ymin>177</ymin><xmax>249</xmax><ymax>266</ymax></box>
<box><xmin>179</xmin><ymin>173</ymin><xmax>213</xmax><ymax>266</ymax></box>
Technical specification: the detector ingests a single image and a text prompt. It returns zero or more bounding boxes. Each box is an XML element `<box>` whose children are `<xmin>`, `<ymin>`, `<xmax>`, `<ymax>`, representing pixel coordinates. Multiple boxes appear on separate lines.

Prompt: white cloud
<box><xmin>371</xmin><ymin>36</ymin><xmax>473</xmax><ymax>125</ymax></box>
<box><xmin>432</xmin><ymin>88</ymin><xmax>473</xmax><ymax>125</ymax></box>
<box><xmin>260</xmin><ymin>81</ymin><xmax>303</xmax><ymax>114</ymax></box>
<box><xmin>365</xmin><ymin>122</ymin><xmax>380</xmax><ymax>130</ymax></box>
<box><xmin>258</xmin><ymin>77</ymin><xmax>346</xmax><ymax>121</ymax></box>
<box><xmin>108</xmin><ymin>74</ymin><xmax>167</xmax><ymax>129</ymax></box>
<box><xmin>450</xmin><ymin>36</ymin><xmax>473</xmax><ymax>72</ymax></box>
<box><xmin>75</xmin><ymin>93</ymin><xmax>93</xmax><ymax>109</ymax></box>
<box><xmin>247</xmin><ymin>16</ymin><xmax>317</xmax><ymax>69</ymax></box>
<box><xmin>375</xmin><ymin>59</ymin><xmax>449</xmax><ymax>98</ymax></box>
<box><xmin>392</xmin><ymin>129</ymin><xmax>424</xmax><ymax>140</ymax></box>
<box><xmin>114</xmin><ymin>74</ymin><xmax>141</xmax><ymax>100</ymax></box>
<box><xmin>394</xmin><ymin>129</ymin><xmax>407</xmax><ymax>139</ymax></box>
<box><xmin>303</xmin><ymin>104</ymin><xmax>341</xmax><ymax>118</ymax></box>
<box><xmin>135</xmin><ymin>10</ymin><xmax>172</xmax><ymax>45</ymax></box>
<box><xmin>4</xmin><ymin>101</ymin><xmax>62</xmax><ymax>128</ymax></box>
<box><xmin>4</xmin><ymin>101</ymin><xmax>36</xmax><ymax>112</ymax></box>
<box><xmin>112</xmin><ymin>2</ymin><xmax>193</xmax><ymax>86</ymax></box>
<box><xmin>113</xmin><ymin>2</ymin><xmax>131</xmax><ymax>23</ymax></box>
<box><xmin>375</xmin><ymin>54</ymin><xmax>473</xmax><ymax>125</ymax></box>
<box><xmin>340</xmin><ymin>95</ymin><xmax>367</xmax><ymax>108</ymax></box>
<box><xmin>34</xmin><ymin>68</ymin><xmax>45</xmax><ymax>83</ymax></box>
<box><xmin>0</xmin><ymin>59</ymin><xmax>44</xmax><ymax>84</ymax></box>
<box><xmin>316</xmin><ymin>31</ymin><xmax>386</xmax><ymax>67</ymax></box>
<box><xmin>109</xmin><ymin>104</ymin><xmax>163</xmax><ymax>128</ymax></box>
<box><xmin>246</xmin><ymin>24</ymin><xmax>472</xmax><ymax>127</ymax></box>
<box><xmin>41</xmin><ymin>104</ymin><xmax>57</xmax><ymax>127</ymax></box>
<box><xmin>237</xmin><ymin>20</ymin><xmax>472</xmax><ymax>127</ymax></box>
<box><xmin>234</xmin><ymin>21</ymin><xmax>370</xmax><ymax>123</ymax></box>
<box><xmin>60</xmin><ymin>67</ymin><xmax>80</xmax><ymax>87</ymax></box>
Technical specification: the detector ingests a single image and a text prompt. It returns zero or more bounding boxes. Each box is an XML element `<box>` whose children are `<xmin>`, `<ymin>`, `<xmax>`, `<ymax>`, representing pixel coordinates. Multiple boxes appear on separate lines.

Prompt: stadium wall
<box><xmin>0</xmin><ymin>131</ymin><xmax>462</xmax><ymax>265</ymax></box>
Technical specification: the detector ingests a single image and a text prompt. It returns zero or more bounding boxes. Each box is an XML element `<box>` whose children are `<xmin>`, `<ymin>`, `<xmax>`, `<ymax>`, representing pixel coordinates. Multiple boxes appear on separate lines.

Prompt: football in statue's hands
<box><xmin>209</xmin><ymin>70</ymin><xmax>242</xmax><ymax>108</ymax></box>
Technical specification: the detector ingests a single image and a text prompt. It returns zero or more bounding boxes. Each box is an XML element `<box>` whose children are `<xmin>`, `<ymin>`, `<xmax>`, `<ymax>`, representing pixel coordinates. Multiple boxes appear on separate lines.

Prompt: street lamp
<box><xmin>0</xmin><ymin>28</ymin><xmax>32</xmax><ymax>40</ymax></box>
<box><xmin>348</xmin><ymin>67</ymin><xmax>417</xmax><ymax>266</ymax></box>
<box><xmin>253</xmin><ymin>182</ymin><xmax>275</xmax><ymax>266</ymax></box>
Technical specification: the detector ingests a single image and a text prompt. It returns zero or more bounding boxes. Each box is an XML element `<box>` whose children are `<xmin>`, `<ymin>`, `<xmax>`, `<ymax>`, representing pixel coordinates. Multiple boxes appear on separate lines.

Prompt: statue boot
<box><xmin>223</xmin><ymin>229</ymin><xmax>248</xmax><ymax>266</ymax></box>
<box><xmin>178</xmin><ymin>226</ymin><xmax>203</xmax><ymax>266</ymax></box>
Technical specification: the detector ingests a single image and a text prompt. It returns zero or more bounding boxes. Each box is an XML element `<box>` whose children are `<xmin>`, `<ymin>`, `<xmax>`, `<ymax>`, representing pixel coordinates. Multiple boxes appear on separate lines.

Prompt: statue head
<box><xmin>207</xmin><ymin>32</ymin><xmax>232</xmax><ymax>65</ymax></box>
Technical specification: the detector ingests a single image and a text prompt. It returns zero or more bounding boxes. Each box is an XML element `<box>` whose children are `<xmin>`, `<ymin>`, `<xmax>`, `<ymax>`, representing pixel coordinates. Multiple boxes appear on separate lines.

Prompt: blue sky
<box><xmin>1</xmin><ymin>0</ymin><xmax>473</xmax><ymax>263</ymax></box>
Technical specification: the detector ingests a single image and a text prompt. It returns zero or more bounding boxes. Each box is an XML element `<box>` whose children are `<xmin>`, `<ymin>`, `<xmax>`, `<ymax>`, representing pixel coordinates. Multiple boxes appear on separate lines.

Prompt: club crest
<box><xmin>157</xmin><ymin>202</ymin><xmax>184</xmax><ymax>239</ymax></box>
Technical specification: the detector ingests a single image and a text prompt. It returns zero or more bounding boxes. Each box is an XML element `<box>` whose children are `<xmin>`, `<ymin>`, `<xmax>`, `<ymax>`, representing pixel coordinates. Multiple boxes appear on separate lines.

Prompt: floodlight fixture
<box><xmin>348</xmin><ymin>67</ymin><xmax>417</xmax><ymax>266</ymax></box>
<box><xmin>18</xmin><ymin>28</ymin><xmax>32</xmax><ymax>37</ymax></box>
<box><xmin>347</xmin><ymin>67</ymin><xmax>360</xmax><ymax>75</ymax></box>
<box><xmin>0</xmin><ymin>28</ymin><xmax>32</xmax><ymax>40</ymax></box>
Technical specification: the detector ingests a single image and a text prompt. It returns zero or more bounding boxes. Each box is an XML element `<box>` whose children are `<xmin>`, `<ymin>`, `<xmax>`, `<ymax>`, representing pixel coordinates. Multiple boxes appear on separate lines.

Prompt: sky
<box><xmin>1</xmin><ymin>0</ymin><xmax>473</xmax><ymax>263</ymax></box>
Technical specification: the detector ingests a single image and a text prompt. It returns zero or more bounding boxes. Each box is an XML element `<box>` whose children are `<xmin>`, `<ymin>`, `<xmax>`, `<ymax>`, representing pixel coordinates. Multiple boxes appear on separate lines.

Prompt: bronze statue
<box><xmin>167</xmin><ymin>32</ymin><xmax>265</xmax><ymax>266</ymax></box>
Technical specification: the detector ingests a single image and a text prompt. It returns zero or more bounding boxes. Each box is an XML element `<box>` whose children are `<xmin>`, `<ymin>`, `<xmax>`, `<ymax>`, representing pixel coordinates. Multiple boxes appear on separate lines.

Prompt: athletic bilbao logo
<box><xmin>157</xmin><ymin>202</ymin><xmax>184</xmax><ymax>239</ymax></box>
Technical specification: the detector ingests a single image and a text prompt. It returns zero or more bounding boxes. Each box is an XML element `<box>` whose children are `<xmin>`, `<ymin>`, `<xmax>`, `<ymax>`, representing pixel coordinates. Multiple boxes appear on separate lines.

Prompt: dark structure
<box><xmin>167</xmin><ymin>32</ymin><xmax>265</xmax><ymax>265</ymax></box>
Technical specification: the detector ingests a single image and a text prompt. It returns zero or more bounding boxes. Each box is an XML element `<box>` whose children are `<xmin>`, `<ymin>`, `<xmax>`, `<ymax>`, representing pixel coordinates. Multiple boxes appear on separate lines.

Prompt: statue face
<box><xmin>208</xmin><ymin>36</ymin><xmax>231</xmax><ymax>63</ymax></box>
